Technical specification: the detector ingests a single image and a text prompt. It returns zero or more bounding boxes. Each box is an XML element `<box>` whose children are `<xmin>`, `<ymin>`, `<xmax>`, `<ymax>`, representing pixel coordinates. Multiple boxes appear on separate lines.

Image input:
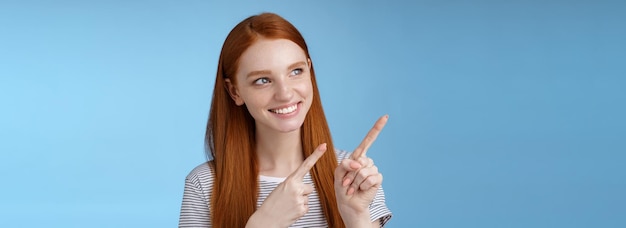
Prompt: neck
<box><xmin>255</xmin><ymin>126</ymin><xmax>303</xmax><ymax>177</ymax></box>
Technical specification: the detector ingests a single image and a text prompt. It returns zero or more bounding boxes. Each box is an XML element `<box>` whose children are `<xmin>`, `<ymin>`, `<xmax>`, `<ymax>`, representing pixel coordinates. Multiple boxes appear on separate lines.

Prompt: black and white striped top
<box><xmin>179</xmin><ymin>150</ymin><xmax>392</xmax><ymax>227</ymax></box>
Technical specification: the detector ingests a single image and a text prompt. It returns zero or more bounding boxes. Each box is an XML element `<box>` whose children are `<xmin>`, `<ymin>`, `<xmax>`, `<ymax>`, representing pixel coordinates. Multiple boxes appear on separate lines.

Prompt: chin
<box><xmin>275</xmin><ymin>120</ymin><xmax>305</xmax><ymax>133</ymax></box>
<box><xmin>277</xmin><ymin>128</ymin><xmax>300</xmax><ymax>133</ymax></box>
<box><xmin>276</xmin><ymin>124</ymin><xmax>303</xmax><ymax>133</ymax></box>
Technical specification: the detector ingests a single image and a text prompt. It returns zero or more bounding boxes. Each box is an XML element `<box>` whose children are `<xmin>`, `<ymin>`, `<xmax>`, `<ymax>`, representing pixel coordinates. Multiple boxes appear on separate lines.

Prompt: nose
<box><xmin>273</xmin><ymin>79</ymin><xmax>294</xmax><ymax>101</ymax></box>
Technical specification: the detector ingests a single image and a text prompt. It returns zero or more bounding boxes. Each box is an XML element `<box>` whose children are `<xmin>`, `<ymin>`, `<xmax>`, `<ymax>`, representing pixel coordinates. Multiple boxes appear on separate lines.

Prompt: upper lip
<box><xmin>268</xmin><ymin>102</ymin><xmax>300</xmax><ymax>110</ymax></box>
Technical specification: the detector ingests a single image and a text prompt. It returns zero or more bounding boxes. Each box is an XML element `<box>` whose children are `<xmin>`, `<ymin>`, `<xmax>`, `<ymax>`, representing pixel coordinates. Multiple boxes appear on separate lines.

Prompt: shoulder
<box><xmin>185</xmin><ymin>161</ymin><xmax>215</xmax><ymax>189</ymax></box>
<box><xmin>179</xmin><ymin>162</ymin><xmax>214</xmax><ymax>227</ymax></box>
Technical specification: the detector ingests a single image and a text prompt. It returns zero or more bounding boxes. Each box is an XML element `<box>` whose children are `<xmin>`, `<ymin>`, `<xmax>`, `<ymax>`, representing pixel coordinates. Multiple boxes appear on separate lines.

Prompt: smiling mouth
<box><xmin>269</xmin><ymin>103</ymin><xmax>299</xmax><ymax>114</ymax></box>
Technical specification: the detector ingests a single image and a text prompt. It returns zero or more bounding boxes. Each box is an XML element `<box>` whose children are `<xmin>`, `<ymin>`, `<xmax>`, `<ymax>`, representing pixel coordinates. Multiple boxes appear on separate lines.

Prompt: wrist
<box><xmin>246</xmin><ymin>210</ymin><xmax>270</xmax><ymax>228</ymax></box>
<box><xmin>246</xmin><ymin>209</ymin><xmax>284</xmax><ymax>228</ymax></box>
<box><xmin>339</xmin><ymin>209</ymin><xmax>372</xmax><ymax>228</ymax></box>
<box><xmin>245</xmin><ymin>211</ymin><xmax>261</xmax><ymax>228</ymax></box>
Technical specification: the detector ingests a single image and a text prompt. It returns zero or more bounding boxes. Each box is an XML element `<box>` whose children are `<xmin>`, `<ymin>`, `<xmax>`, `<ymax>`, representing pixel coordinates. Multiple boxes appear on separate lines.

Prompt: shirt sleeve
<box><xmin>179</xmin><ymin>168</ymin><xmax>212</xmax><ymax>227</ymax></box>
<box><xmin>369</xmin><ymin>184</ymin><xmax>392</xmax><ymax>227</ymax></box>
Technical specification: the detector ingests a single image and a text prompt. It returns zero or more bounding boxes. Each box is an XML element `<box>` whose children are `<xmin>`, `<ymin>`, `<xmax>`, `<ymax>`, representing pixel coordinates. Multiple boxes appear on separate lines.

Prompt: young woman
<box><xmin>179</xmin><ymin>12</ymin><xmax>392</xmax><ymax>227</ymax></box>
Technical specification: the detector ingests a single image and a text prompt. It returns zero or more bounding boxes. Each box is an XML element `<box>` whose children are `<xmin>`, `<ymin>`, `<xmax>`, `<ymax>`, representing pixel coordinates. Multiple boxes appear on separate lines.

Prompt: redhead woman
<box><xmin>179</xmin><ymin>12</ymin><xmax>392</xmax><ymax>227</ymax></box>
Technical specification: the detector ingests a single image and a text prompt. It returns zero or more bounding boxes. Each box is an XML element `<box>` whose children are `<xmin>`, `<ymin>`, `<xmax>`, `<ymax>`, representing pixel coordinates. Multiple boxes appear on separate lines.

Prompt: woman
<box><xmin>179</xmin><ymin>12</ymin><xmax>391</xmax><ymax>227</ymax></box>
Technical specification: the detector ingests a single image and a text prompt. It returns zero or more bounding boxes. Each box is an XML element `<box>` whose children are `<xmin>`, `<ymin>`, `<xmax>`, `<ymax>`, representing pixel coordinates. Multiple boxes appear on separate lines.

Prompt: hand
<box><xmin>334</xmin><ymin>115</ymin><xmax>388</xmax><ymax>225</ymax></box>
<box><xmin>247</xmin><ymin>143</ymin><xmax>328</xmax><ymax>228</ymax></box>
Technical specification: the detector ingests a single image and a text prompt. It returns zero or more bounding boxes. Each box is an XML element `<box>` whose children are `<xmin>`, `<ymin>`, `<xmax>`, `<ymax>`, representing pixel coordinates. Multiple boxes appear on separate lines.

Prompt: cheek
<box><xmin>306</xmin><ymin>82</ymin><xmax>315</xmax><ymax>101</ymax></box>
<box><xmin>239</xmin><ymin>91</ymin><xmax>266</xmax><ymax>110</ymax></box>
<box><xmin>297</xmin><ymin>80</ymin><xmax>315</xmax><ymax>113</ymax></box>
<box><xmin>296</xmin><ymin>79</ymin><xmax>314</xmax><ymax>98</ymax></box>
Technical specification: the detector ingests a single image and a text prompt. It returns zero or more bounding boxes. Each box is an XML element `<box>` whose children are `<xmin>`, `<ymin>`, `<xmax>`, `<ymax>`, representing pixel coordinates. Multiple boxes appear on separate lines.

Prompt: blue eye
<box><xmin>253</xmin><ymin>78</ymin><xmax>270</xmax><ymax>85</ymax></box>
<box><xmin>290</xmin><ymin>68</ymin><xmax>303</xmax><ymax>76</ymax></box>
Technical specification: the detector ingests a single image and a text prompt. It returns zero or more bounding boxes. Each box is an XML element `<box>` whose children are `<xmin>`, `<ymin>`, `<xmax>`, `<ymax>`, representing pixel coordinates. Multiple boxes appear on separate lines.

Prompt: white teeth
<box><xmin>270</xmin><ymin>104</ymin><xmax>297</xmax><ymax>114</ymax></box>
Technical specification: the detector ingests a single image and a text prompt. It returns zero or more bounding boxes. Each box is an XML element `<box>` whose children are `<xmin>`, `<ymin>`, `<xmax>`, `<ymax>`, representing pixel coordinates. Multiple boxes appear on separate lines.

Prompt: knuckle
<box><xmin>351</xmin><ymin>180</ymin><xmax>360</xmax><ymax>188</ymax></box>
<box><xmin>358</xmin><ymin>168</ymin><xmax>368</xmax><ymax>177</ymax></box>
<box><xmin>299</xmin><ymin>206</ymin><xmax>307</xmax><ymax>216</ymax></box>
<box><xmin>366</xmin><ymin>177</ymin><xmax>377</xmax><ymax>185</ymax></box>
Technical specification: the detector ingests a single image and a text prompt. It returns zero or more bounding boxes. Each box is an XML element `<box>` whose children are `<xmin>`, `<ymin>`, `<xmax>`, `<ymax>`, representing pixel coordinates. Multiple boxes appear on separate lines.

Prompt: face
<box><xmin>226</xmin><ymin>38</ymin><xmax>313</xmax><ymax>134</ymax></box>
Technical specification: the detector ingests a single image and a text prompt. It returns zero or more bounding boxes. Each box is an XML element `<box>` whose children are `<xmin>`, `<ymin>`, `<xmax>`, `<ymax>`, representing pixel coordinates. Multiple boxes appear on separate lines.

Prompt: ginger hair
<box><xmin>205</xmin><ymin>12</ymin><xmax>344</xmax><ymax>227</ymax></box>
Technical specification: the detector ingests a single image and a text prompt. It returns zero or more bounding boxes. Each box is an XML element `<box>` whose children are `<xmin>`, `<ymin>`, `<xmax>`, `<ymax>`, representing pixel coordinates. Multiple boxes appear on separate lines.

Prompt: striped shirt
<box><xmin>179</xmin><ymin>150</ymin><xmax>392</xmax><ymax>227</ymax></box>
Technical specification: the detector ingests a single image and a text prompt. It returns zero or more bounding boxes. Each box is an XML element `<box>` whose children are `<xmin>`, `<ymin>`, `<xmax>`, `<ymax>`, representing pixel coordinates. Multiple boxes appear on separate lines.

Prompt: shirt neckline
<box><xmin>259</xmin><ymin>175</ymin><xmax>286</xmax><ymax>183</ymax></box>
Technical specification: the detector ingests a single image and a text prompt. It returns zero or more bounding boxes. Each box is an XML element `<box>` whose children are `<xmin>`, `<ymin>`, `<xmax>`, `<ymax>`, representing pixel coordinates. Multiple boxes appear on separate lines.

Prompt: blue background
<box><xmin>1</xmin><ymin>0</ymin><xmax>625</xmax><ymax>227</ymax></box>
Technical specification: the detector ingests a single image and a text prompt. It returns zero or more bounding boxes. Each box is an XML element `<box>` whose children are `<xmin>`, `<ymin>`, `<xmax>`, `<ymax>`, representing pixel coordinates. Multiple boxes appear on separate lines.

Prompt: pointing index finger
<box><xmin>289</xmin><ymin>143</ymin><xmax>327</xmax><ymax>180</ymax></box>
<box><xmin>352</xmin><ymin>115</ymin><xmax>389</xmax><ymax>159</ymax></box>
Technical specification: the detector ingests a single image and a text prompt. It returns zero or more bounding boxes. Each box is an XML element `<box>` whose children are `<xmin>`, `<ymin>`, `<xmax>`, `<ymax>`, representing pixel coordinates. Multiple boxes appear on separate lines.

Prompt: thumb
<box><xmin>334</xmin><ymin>159</ymin><xmax>357</xmax><ymax>185</ymax></box>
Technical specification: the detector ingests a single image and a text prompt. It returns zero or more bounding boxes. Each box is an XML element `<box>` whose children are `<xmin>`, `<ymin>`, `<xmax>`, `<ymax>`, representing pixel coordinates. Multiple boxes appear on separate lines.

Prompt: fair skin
<box><xmin>226</xmin><ymin>38</ymin><xmax>313</xmax><ymax>177</ymax></box>
<box><xmin>226</xmin><ymin>38</ymin><xmax>385</xmax><ymax>228</ymax></box>
<box><xmin>334</xmin><ymin>115</ymin><xmax>387</xmax><ymax>227</ymax></box>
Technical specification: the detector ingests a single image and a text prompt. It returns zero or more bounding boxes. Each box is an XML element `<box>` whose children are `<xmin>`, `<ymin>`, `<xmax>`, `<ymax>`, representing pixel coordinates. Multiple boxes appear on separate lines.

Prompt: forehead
<box><xmin>237</xmin><ymin>38</ymin><xmax>307</xmax><ymax>74</ymax></box>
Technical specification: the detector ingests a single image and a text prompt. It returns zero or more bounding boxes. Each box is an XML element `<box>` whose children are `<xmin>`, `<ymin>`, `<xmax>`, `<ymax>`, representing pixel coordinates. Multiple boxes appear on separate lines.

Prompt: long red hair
<box><xmin>205</xmin><ymin>13</ymin><xmax>344</xmax><ymax>227</ymax></box>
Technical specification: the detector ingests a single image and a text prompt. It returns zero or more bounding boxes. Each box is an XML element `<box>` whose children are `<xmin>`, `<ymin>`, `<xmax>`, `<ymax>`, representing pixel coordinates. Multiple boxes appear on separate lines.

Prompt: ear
<box><xmin>307</xmin><ymin>58</ymin><xmax>312</xmax><ymax>70</ymax></box>
<box><xmin>224</xmin><ymin>78</ymin><xmax>244</xmax><ymax>106</ymax></box>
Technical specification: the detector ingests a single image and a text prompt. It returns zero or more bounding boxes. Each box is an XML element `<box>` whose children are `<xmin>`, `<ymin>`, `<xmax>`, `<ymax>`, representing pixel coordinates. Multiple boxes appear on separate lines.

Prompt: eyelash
<box><xmin>253</xmin><ymin>78</ymin><xmax>270</xmax><ymax>85</ymax></box>
<box><xmin>291</xmin><ymin>68</ymin><xmax>304</xmax><ymax>76</ymax></box>
<box><xmin>252</xmin><ymin>68</ymin><xmax>305</xmax><ymax>85</ymax></box>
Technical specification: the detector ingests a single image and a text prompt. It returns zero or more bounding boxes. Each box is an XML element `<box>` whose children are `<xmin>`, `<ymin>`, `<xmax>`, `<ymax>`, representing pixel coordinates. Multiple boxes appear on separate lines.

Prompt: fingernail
<box><xmin>350</xmin><ymin>161</ymin><xmax>361</xmax><ymax>170</ymax></box>
<box><xmin>342</xmin><ymin>178</ymin><xmax>351</xmax><ymax>187</ymax></box>
<box><xmin>347</xmin><ymin>187</ymin><xmax>355</xmax><ymax>195</ymax></box>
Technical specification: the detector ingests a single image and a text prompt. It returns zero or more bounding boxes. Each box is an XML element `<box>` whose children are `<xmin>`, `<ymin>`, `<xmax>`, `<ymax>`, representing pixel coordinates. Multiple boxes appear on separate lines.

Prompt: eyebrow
<box><xmin>246</xmin><ymin>70</ymin><xmax>271</xmax><ymax>78</ymax></box>
<box><xmin>246</xmin><ymin>61</ymin><xmax>307</xmax><ymax>78</ymax></box>
<box><xmin>287</xmin><ymin>61</ymin><xmax>307</xmax><ymax>70</ymax></box>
